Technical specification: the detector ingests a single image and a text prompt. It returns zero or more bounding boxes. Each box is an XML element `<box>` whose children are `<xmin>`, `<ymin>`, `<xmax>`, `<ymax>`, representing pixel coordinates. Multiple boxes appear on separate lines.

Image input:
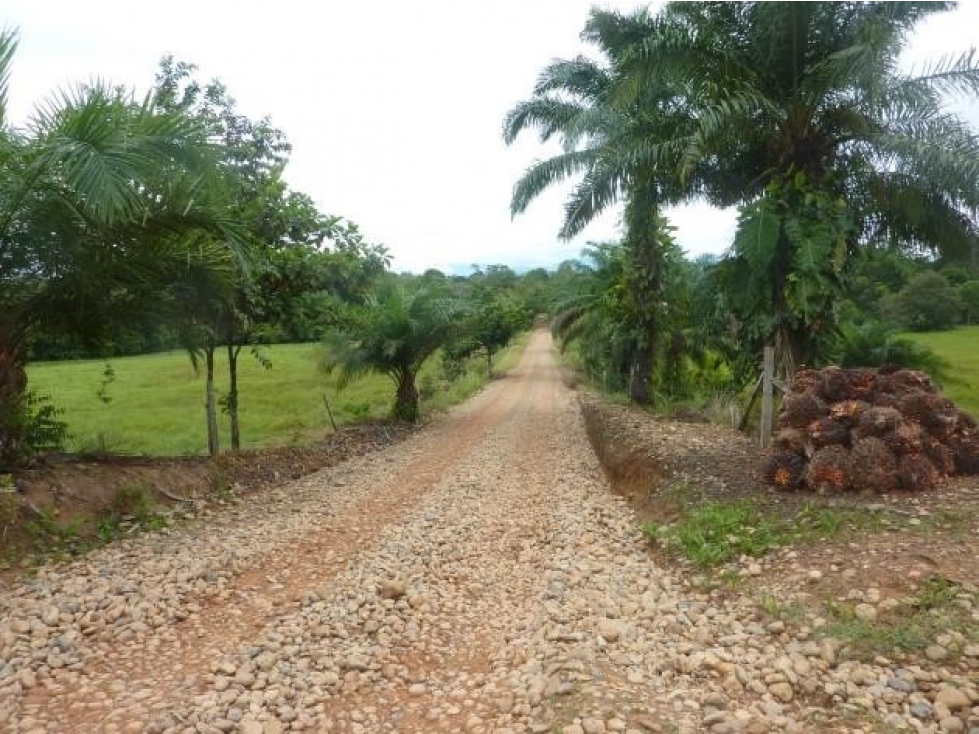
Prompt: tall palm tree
<box><xmin>612</xmin><ymin>1</ymin><xmax>979</xmax><ymax>372</ymax></box>
<box><xmin>503</xmin><ymin>8</ymin><xmax>699</xmax><ymax>404</ymax></box>
<box><xmin>323</xmin><ymin>281</ymin><xmax>467</xmax><ymax>422</ymax></box>
<box><xmin>0</xmin><ymin>28</ymin><xmax>239</xmax><ymax>466</ymax></box>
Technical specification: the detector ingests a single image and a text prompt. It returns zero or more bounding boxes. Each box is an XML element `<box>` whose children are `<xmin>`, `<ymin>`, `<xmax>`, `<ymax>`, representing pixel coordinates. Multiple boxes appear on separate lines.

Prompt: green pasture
<box><xmin>27</xmin><ymin>335</ymin><xmax>528</xmax><ymax>457</ymax></box>
<box><xmin>903</xmin><ymin>325</ymin><xmax>979</xmax><ymax>417</ymax></box>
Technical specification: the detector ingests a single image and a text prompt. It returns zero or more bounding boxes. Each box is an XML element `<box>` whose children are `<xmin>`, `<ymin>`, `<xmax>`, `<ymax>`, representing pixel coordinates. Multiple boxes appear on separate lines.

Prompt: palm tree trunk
<box><xmin>628</xmin><ymin>341</ymin><xmax>655</xmax><ymax>405</ymax></box>
<box><xmin>393</xmin><ymin>370</ymin><xmax>419</xmax><ymax>422</ymax></box>
<box><xmin>204</xmin><ymin>345</ymin><xmax>219</xmax><ymax>457</ymax></box>
<box><xmin>0</xmin><ymin>326</ymin><xmax>29</xmax><ymax>467</ymax></box>
<box><xmin>227</xmin><ymin>344</ymin><xmax>241</xmax><ymax>451</ymax></box>
<box><xmin>623</xmin><ymin>175</ymin><xmax>664</xmax><ymax>406</ymax></box>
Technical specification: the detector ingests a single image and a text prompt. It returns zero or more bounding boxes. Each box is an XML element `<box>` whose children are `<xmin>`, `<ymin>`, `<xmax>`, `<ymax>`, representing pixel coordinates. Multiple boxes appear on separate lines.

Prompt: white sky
<box><xmin>3</xmin><ymin>1</ymin><xmax>978</xmax><ymax>273</ymax></box>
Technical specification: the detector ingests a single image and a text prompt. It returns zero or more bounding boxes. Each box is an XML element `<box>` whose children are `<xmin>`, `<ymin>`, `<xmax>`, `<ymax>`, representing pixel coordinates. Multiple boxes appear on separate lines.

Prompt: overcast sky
<box><xmin>3</xmin><ymin>1</ymin><xmax>978</xmax><ymax>273</ymax></box>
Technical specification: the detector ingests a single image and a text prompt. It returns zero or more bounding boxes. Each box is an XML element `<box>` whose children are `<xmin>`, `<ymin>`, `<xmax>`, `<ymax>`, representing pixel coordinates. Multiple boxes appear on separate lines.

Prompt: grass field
<box><xmin>27</xmin><ymin>335</ymin><xmax>528</xmax><ymax>457</ymax></box>
<box><xmin>903</xmin><ymin>325</ymin><xmax>979</xmax><ymax>417</ymax></box>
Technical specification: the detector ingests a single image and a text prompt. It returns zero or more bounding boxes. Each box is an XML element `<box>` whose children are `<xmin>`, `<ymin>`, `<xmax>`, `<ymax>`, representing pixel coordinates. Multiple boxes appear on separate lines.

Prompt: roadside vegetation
<box><xmin>27</xmin><ymin>336</ymin><xmax>529</xmax><ymax>457</ymax></box>
<box><xmin>903</xmin><ymin>326</ymin><xmax>979</xmax><ymax>416</ymax></box>
<box><xmin>507</xmin><ymin>2</ymin><xmax>979</xmax><ymax>423</ymax></box>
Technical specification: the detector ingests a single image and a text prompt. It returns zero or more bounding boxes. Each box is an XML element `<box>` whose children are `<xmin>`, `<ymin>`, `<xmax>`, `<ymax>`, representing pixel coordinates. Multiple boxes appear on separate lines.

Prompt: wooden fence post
<box><xmin>760</xmin><ymin>346</ymin><xmax>775</xmax><ymax>448</ymax></box>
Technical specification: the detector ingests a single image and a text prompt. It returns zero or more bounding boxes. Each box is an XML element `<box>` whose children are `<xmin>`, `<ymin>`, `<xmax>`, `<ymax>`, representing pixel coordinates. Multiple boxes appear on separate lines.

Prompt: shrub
<box><xmin>831</xmin><ymin>319</ymin><xmax>947</xmax><ymax>376</ymax></box>
<box><xmin>959</xmin><ymin>280</ymin><xmax>979</xmax><ymax>324</ymax></box>
<box><xmin>0</xmin><ymin>391</ymin><xmax>68</xmax><ymax>470</ymax></box>
<box><xmin>881</xmin><ymin>271</ymin><xmax>963</xmax><ymax>331</ymax></box>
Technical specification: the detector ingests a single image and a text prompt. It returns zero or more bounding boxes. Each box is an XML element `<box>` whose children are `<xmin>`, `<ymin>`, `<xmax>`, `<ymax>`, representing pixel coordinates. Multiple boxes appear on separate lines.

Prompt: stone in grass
<box><xmin>854</xmin><ymin>603</ymin><xmax>877</xmax><ymax>623</ymax></box>
<box><xmin>848</xmin><ymin>437</ymin><xmax>898</xmax><ymax>493</ymax></box>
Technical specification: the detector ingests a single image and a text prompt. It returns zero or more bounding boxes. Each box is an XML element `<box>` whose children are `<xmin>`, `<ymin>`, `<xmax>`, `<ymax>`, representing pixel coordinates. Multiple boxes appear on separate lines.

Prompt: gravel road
<box><xmin>1</xmin><ymin>331</ymin><xmax>976</xmax><ymax>734</ymax></box>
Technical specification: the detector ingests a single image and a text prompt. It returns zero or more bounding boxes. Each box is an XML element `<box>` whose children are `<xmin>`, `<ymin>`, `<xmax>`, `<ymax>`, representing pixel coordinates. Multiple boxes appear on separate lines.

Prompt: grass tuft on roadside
<box><xmin>821</xmin><ymin>577</ymin><xmax>977</xmax><ymax>662</ymax></box>
<box><xmin>645</xmin><ymin>490</ymin><xmax>896</xmax><ymax>568</ymax></box>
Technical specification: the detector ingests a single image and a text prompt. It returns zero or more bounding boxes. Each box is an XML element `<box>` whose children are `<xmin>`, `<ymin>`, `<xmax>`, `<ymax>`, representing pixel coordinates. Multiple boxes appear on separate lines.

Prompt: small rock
<box><xmin>807</xmin><ymin>570</ymin><xmax>823</xmax><ymax>583</ymax></box>
<box><xmin>888</xmin><ymin>677</ymin><xmax>917</xmax><ymax>694</ymax></box>
<box><xmin>769</xmin><ymin>682</ymin><xmax>794</xmax><ymax>703</ymax></box>
<box><xmin>702</xmin><ymin>692</ymin><xmax>728</xmax><ymax>709</ymax></box>
<box><xmin>597</xmin><ymin>618</ymin><xmax>625</xmax><ymax>642</ymax></box>
<box><xmin>41</xmin><ymin>607</ymin><xmax>60</xmax><ymax>626</ymax></box>
<box><xmin>582</xmin><ymin>719</ymin><xmax>606</xmax><ymax>734</ymax></box>
<box><xmin>935</xmin><ymin>688</ymin><xmax>970</xmax><ymax>710</ymax></box>
<box><xmin>379</xmin><ymin>579</ymin><xmax>407</xmax><ymax>600</ymax></box>
<box><xmin>939</xmin><ymin>717</ymin><xmax>964</xmax><ymax>733</ymax></box>
<box><xmin>408</xmin><ymin>683</ymin><xmax>426</xmax><ymax>696</ymax></box>
<box><xmin>911</xmin><ymin>702</ymin><xmax>934</xmax><ymax>721</ymax></box>
<box><xmin>926</xmin><ymin>644</ymin><xmax>949</xmax><ymax>661</ymax></box>
<box><xmin>854</xmin><ymin>603</ymin><xmax>877</xmax><ymax>623</ymax></box>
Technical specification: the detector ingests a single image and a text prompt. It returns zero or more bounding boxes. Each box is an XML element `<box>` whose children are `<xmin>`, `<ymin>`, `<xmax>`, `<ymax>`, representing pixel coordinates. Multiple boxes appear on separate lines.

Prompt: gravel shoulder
<box><xmin>1</xmin><ymin>330</ymin><xmax>977</xmax><ymax>734</ymax></box>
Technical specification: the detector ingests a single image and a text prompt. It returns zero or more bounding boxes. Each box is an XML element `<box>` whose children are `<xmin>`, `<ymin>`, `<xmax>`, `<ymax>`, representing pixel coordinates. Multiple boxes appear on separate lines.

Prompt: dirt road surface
<box><xmin>1</xmin><ymin>331</ymin><xmax>970</xmax><ymax>733</ymax></box>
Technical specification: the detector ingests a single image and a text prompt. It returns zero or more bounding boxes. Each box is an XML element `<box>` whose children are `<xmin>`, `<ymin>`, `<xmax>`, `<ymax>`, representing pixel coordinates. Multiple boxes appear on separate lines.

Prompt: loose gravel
<box><xmin>1</xmin><ymin>332</ymin><xmax>977</xmax><ymax>733</ymax></box>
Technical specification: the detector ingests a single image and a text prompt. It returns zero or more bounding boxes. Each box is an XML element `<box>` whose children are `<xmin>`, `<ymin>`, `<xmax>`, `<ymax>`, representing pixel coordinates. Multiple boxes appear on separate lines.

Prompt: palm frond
<box><xmin>0</xmin><ymin>27</ymin><xmax>17</xmax><ymax>129</ymax></box>
<box><xmin>510</xmin><ymin>148</ymin><xmax>599</xmax><ymax>216</ymax></box>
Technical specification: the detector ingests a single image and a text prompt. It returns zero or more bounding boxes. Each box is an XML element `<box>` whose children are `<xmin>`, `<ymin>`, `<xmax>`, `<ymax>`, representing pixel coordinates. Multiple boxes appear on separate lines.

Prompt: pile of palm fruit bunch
<box><xmin>764</xmin><ymin>366</ymin><xmax>979</xmax><ymax>493</ymax></box>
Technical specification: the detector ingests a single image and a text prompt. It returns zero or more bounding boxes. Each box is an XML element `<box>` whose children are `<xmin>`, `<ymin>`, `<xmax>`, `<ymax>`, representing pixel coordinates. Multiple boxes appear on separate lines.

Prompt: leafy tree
<box><xmin>549</xmin><ymin>244</ymin><xmax>636</xmax><ymax>392</ymax></box>
<box><xmin>959</xmin><ymin>280</ymin><xmax>979</xmax><ymax>324</ymax></box>
<box><xmin>323</xmin><ymin>282</ymin><xmax>466</xmax><ymax>422</ymax></box>
<box><xmin>448</xmin><ymin>293</ymin><xmax>528</xmax><ymax>376</ymax></box>
<box><xmin>153</xmin><ymin>59</ymin><xmax>389</xmax><ymax>453</ymax></box>
<box><xmin>503</xmin><ymin>8</ymin><xmax>698</xmax><ymax>404</ymax></box>
<box><xmin>882</xmin><ymin>270</ymin><xmax>963</xmax><ymax>331</ymax></box>
<box><xmin>612</xmin><ymin>1</ymin><xmax>979</xmax><ymax>372</ymax></box>
<box><xmin>0</xmin><ymin>30</ymin><xmax>238</xmax><ymax>467</ymax></box>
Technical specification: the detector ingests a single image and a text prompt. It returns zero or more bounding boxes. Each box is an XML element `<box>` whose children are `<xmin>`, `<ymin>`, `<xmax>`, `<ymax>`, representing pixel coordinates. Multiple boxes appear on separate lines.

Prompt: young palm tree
<box><xmin>612</xmin><ymin>1</ymin><xmax>979</xmax><ymax>371</ymax></box>
<box><xmin>0</xmin><ymin>29</ymin><xmax>239</xmax><ymax>466</ymax></box>
<box><xmin>322</xmin><ymin>282</ymin><xmax>467</xmax><ymax>422</ymax></box>
<box><xmin>503</xmin><ymin>8</ymin><xmax>698</xmax><ymax>404</ymax></box>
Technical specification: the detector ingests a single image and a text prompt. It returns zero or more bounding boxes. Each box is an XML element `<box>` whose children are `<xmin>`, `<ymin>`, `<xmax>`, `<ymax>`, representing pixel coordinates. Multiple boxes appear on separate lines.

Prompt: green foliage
<box><xmin>580</xmin><ymin>1</ymin><xmax>979</xmax><ymax>370</ymax></box>
<box><xmin>830</xmin><ymin>320</ymin><xmax>948</xmax><ymax>376</ymax></box>
<box><xmin>0</xmin><ymin>391</ymin><xmax>68</xmax><ymax>470</ymax></box>
<box><xmin>0</xmin><ymin>481</ymin><xmax>18</xmax><ymax>531</ymax></box>
<box><xmin>0</xmin><ymin>29</ymin><xmax>244</xmax><ymax>466</ymax></box>
<box><xmin>882</xmin><ymin>271</ymin><xmax>963</xmax><ymax>331</ymax></box>
<box><xmin>95</xmin><ymin>363</ymin><xmax>116</xmax><ymax>404</ymax></box>
<box><xmin>723</xmin><ymin>176</ymin><xmax>853</xmax><ymax>370</ymax></box>
<box><xmin>23</xmin><ymin>507</ymin><xmax>85</xmax><ymax>554</ymax></box>
<box><xmin>823</xmin><ymin>577</ymin><xmax>975</xmax><ymax>661</ymax></box>
<box><xmin>902</xmin><ymin>326</ymin><xmax>979</xmax><ymax>417</ymax></box>
<box><xmin>648</xmin><ymin>500</ymin><xmax>781</xmax><ymax>567</ymax></box>
<box><xmin>98</xmin><ymin>482</ymin><xmax>167</xmax><ymax>542</ymax></box>
<box><xmin>957</xmin><ymin>280</ymin><xmax>979</xmax><ymax>324</ymax></box>
<box><xmin>323</xmin><ymin>281</ymin><xmax>469</xmax><ymax>422</ymax></box>
<box><xmin>648</xmin><ymin>497</ymin><xmax>891</xmax><ymax>568</ymax></box>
